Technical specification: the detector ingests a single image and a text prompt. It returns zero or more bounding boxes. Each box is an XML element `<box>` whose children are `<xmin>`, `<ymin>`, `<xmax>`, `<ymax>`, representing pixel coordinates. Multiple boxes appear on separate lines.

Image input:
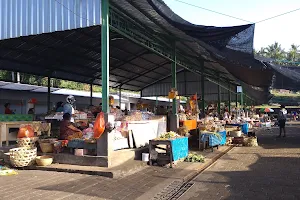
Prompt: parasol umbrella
<box><xmin>260</xmin><ymin>108</ymin><xmax>274</xmax><ymax>113</ymax></box>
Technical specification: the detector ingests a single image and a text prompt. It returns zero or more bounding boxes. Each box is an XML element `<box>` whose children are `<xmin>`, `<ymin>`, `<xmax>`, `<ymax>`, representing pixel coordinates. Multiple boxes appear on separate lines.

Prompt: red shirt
<box><xmin>5</xmin><ymin>108</ymin><xmax>13</xmax><ymax>114</ymax></box>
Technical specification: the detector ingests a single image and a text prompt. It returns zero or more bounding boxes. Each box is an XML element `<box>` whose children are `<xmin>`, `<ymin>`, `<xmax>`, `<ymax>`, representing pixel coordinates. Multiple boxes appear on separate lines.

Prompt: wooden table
<box><xmin>149</xmin><ymin>137</ymin><xmax>188</xmax><ymax>168</ymax></box>
<box><xmin>0</xmin><ymin>121</ymin><xmax>51</xmax><ymax>147</ymax></box>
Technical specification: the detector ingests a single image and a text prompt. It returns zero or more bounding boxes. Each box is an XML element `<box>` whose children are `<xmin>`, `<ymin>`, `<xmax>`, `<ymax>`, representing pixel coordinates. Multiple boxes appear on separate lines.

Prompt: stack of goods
<box><xmin>141</xmin><ymin>111</ymin><xmax>155</xmax><ymax>120</ymax></box>
<box><xmin>110</xmin><ymin>108</ymin><xmax>123</xmax><ymax>121</ymax></box>
<box><xmin>74</xmin><ymin>111</ymin><xmax>88</xmax><ymax>120</ymax></box>
<box><xmin>178</xmin><ymin>113</ymin><xmax>187</xmax><ymax>121</ymax></box>
<box><xmin>122</xmin><ymin>110</ymin><xmax>156</xmax><ymax>121</ymax></box>
<box><xmin>243</xmin><ymin>137</ymin><xmax>258</xmax><ymax>147</ymax></box>
<box><xmin>124</xmin><ymin>111</ymin><xmax>143</xmax><ymax>121</ymax></box>
<box><xmin>177</xmin><ymin>126</ymin><xmax>189</xmax><ymax>137</ymax></box>
<box><xmin>199</xmin><ymin>118</ymin><xmax>225</xmax><ymax>133</ymax></box>
<box><xmin>9</xmin><ymin>125</ymin><xmax>37</xmax><ymax>167</ymax></box>
<box><xmin>156</xmin><ymin>131</ymin><xmax>180</xmax><ymax>140</ymax></box>
<box><xmin>186</xmin><ymin>113</ymin><xmax>198</xmax><ymax>120</ymax></box>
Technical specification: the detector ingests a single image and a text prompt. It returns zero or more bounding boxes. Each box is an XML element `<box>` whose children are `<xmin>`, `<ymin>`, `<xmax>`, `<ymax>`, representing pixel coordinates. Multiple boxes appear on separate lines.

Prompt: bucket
<box><xmin>74</xmin><ymin>149</ymin><xmax>87</xmax><ymax>156</ymax></box>
<box><xmin>142</xmin><ymin>153</ymin><xmax>149</xmax><ymax>162</ymax></box>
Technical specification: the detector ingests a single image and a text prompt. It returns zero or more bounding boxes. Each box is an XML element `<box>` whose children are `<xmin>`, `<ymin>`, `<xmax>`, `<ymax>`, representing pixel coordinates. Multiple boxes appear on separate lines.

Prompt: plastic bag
<box><xmin>93</xmin><ymin>112</ymin><xmax>105</xmax><ymax>139</ymax></box>
<box><xmin>17</xmin><ymin>125</ymin><xmax>34</xmax><ymax>138</ymax></box>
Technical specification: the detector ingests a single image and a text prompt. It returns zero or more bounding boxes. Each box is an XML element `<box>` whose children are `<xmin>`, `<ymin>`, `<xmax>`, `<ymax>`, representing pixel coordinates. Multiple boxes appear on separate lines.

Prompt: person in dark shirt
<box><xmin>277</xmin><ymin>105</ymin><xmax>287</xmax><ymax>138</ymax></box>
<box><xmin>4</xmin><ymin>103</ymin><xmax>14</xmax><ymax>114</ymax></box>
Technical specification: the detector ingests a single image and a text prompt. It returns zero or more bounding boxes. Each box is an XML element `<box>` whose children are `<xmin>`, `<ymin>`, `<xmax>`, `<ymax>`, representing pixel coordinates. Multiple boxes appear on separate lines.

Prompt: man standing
<box><xmin>277</xmin><ymin>105</ymin><xmax>287</xmax><ymax>138</ymax></box>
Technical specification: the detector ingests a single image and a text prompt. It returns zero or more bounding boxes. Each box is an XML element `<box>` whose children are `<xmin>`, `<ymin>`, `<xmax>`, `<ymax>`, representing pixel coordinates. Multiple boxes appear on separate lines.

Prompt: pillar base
<box><xmin>97</xmin><ymin>113</ymin><xmax>114</xmax><ymax>166</ymax></box>
<box><xmin>169</xmin><ymin>114</ymin><xmax>179</xmax><ymax>132</ymax></box>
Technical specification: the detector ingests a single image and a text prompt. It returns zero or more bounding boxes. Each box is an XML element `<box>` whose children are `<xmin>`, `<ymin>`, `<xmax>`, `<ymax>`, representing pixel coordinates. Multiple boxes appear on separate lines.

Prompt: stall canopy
<box><xmin>0</xmin><ymin>0</ymin><xmax>276</xmax><ymax>103</ymax></box>
<box><xmin>148</xmin><ymin>0</ymin><xmax>274</xmax><ymax>87</ymax></box>
<box><xmin>0</xmin><ymin>0</ymin><xmax>238</xmax><ymax>91</ymax></box>
<box><xmin>266</xmin><ymin>64</ymin><xmax>300</xmax><ymax>91</ymax></box>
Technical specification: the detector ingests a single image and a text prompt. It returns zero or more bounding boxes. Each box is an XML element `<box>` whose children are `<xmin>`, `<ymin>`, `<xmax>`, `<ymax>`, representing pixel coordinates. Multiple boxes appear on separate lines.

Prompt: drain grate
<box><xmin>152</xmin><ymin>180</ymin><xmax>184</xmax><ymax>200</ymax></box>
<box><xmin>169</xmin><ymin>182</ymin><xmax>195</xmax><ymax>200</ymax></box>
<box><xmin>152</xmin><ymin>181</ymin><xmax>195</xmax><ymax>200</ymax></box>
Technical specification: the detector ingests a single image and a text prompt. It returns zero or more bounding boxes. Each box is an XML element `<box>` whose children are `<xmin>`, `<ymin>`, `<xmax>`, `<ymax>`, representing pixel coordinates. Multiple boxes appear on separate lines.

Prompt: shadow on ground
<box><xmin>182</xmin><ymin>127</ymin><xmax>300</xmax><ymax>200</ymax></box>
<box><xmin>35</xmin><ymin>164</ymin><xmax>194</xmax><ymax>200</ymax></box>
<box><xmin>257</xmin><ymin>127</ymin><xmax>300</xmax><ymax>149</ymax></box>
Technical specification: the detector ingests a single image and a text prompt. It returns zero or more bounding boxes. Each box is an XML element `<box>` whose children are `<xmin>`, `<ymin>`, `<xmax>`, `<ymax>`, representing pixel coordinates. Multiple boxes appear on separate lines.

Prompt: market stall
<box><xmin>0</xmin><ymin>114</ymin><xmax>51</xmax><ymax>147</ymax></box>
<box><xmin>178</xmin><ymin>94</ymin><xmax>199</xmax><ymax>131</ymax></box>
<box><xmin>149</xmin><ymin>131</ymin><xmax>188</xmax><ymax>168</ymax></box>
<box><xmin>113</xmin><ymin>110</ymin><xmax>166</xmax><ymax>150</ymax></box>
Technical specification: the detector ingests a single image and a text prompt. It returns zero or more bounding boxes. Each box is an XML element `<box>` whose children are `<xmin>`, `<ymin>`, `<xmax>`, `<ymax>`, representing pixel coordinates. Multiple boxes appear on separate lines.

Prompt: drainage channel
<box><xmin>152</xmin><ymin>146</ymin><xmax>234</xmax><ymax>200</ymax></box>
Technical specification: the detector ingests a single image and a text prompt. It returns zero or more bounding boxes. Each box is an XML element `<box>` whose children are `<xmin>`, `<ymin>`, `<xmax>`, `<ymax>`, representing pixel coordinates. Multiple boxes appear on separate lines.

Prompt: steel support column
<box><xmin>217</xmin><ymin>76</ymin><xmax>221</xmax><ymax>115</ymax></box>
<box><xmin>228</xmin><ymin>82</ymin><xmax>231</xmax><ymax>113</ymax></box>
<box><xmin>201</xmin><ymin>61</ymin><xmax>205</xmax><ymax>113</ymax></box>
<box><xmin>236</xmin><ymin>93</ymin><xmax>238</xmax><ymax>108</ymax></box>
<box><xmin>101</xmin><ymin>0</ymin><xmax>110</xmax><ymax>113</ymax></box>
<box><xmin>90</xmin><ymin>83</ymin><xmax>93</xmax><ymax>106</ymax></box>
<box><xmin>172</xmin><ymin>43</ymin><xmax>177</xmax><ymax>115</ymax></box>
<box><xmin>119</xmin><ymin>86</ymin><xmax>122</xmax><ymax>107</ymax></box>
<box><xmin>47</xmin><ymin>77</ymin><xmax>51</xmax><ymax>112</ymax></box>
<box><xmin>155</xmin><ymin>96</ymin><xmax>158</xmax><ymax>114</ymax></box>
<box><xmin>241</xmin><ymin>87</ymin><xmax>244</xmax><ymax>110</ymax></box>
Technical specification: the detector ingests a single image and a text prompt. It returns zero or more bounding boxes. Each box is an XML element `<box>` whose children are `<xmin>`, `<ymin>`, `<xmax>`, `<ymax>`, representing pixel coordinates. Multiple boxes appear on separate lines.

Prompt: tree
<box><xmin>0</xmin><ymin>70</ymin><xmax>10</xmax><ymax>80</ymax></box>
<box><xmin>264</xmin><ymin>42</ymin><xmax>286</xmax><ymax>60</ymax></box>
<box><xmin>257</xmin><ymin>47</ymin><xmax>267</xmax><ymax>57</ymax></box>
<box><xmin>287</xmin><ymin>44</ymin><xmax>300</xmax><ymax>62</ymax></box>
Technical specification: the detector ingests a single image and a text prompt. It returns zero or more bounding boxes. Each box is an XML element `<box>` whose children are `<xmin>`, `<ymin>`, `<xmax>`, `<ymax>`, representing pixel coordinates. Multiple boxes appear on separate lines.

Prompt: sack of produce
<box><xmin>94</xmin><ymin>112</ymin><xmax>105</xmax><ymax>139</ymax></box>
<box><xmin>17</xmin><ymin>125</ymin><xmax>34</xmax><ymax>138</ymax></box>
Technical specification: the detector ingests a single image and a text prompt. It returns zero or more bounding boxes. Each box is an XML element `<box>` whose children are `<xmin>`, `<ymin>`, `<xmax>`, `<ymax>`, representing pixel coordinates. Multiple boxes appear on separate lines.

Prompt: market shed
<box><xmin>141</xmin><ymin>69</ymin><xmax>269</xmax><ymax>105</ymax></box>
<box><xmin>0</xmin><ymin>0</ymin><xmax>275</xmax><ymax>167</ymax></box>
<box><xmin>0</xmin><ymin>0</ymin><xmax>237</xmax><ymax>91</ymax></box>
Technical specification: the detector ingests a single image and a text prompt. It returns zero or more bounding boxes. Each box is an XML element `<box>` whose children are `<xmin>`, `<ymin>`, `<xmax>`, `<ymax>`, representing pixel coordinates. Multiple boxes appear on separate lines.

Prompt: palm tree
<box><xmin>264</xmin><ymin>42</ymin><xmax>286</xmax><ymax>60</ymax></box>
<box><xmin>256</xmin><ymin>47</ymin><xmax>267</xmax><ymax>57</ymax></box>
<box><xmin>287</xmin><ymin>44</ymin><xmax>299</xmax><ymax>62</ymax></box>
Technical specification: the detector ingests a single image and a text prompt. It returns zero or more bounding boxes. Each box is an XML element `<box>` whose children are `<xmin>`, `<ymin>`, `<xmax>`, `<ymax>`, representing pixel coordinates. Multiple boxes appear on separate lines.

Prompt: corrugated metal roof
<box><xmin>0</xmin><ymin>0</ymin><xmax>101</xmax><ymax>40</ymax></box>
<box><xmin>0</xmin><ymin>0</ymin><xmax>271</xmax><ymax>103</ymax></box>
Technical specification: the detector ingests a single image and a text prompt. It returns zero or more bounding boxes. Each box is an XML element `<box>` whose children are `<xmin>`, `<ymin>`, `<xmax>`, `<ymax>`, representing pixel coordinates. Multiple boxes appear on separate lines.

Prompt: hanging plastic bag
<box><xmin>94</xmin><ymin>112</ymin><xmax>105</xmax><ymax>139</ymax></box>
<box><xmin>17</xmin><ymin>125</ymin><xmax>34</xmax><ymax>138</ymax></box>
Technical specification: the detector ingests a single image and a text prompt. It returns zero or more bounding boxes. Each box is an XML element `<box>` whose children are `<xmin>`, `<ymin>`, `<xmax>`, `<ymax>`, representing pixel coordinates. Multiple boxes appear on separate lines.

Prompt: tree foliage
<box><xmin>256</xmin><ymin>42</ymin><xmax>300</xmax><ymax>66</ymax></box>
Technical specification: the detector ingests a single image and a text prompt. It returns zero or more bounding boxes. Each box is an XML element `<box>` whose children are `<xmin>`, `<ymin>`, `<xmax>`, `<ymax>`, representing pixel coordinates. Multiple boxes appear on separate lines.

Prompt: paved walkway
<box><xmin>0</xmin><ymin>145</ymin><xmax>229</xmax><ymax>200</ymax></box>
<box><xmin>179</xmin><ymin>126</ymin><xmax>300</xmax><ymax>200</ymax></box>
<box><xmin>3</xmin><ymin>127</ymin><xmax>299</xmax><ymax>200</ymax></box>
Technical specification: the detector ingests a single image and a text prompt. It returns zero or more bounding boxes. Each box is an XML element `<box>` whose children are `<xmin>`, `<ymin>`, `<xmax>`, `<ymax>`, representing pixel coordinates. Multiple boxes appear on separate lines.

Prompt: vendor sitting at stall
<box><xmin>4</xmin><ymin>103</ymin><xmax>14</xmax><ymax>114</ymax></box>
<box><xmin>60</xmin><ymin>113</ymin><xmax>83</xmax><ymax>140</ymax></box>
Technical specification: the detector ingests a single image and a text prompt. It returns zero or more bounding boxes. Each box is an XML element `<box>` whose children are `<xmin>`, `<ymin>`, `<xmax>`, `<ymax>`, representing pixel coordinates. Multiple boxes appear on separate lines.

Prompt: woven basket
<box><xmin>39</xmin><ymin>142</ymin><xmax>53</xmax><ymax>153</ymax></box>
<box><xmin>9</xmin><ymin>147</ymin><xmax>37</xmax><ymax>167</ymax></box>
<box><xmin>17</xmin><ymin>137</ymin><xmax>38</xmax><ymax>149</ymax></box>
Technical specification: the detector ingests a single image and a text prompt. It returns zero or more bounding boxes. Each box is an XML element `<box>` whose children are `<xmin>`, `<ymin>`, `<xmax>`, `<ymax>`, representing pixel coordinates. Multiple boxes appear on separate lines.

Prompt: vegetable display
<box><xmin>158</xmin><ymin>131</ymin><xmax>180</xmax><ymax>140</ymax></box>
<box><xmin>184</xmin><ymin>153</ymin><xmax>205</xmax><ymax>163</ymax></box>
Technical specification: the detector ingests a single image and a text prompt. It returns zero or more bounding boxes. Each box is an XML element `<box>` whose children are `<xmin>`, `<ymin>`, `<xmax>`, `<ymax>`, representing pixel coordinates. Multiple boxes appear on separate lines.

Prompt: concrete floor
<box><xmin>178</xmin><ymin>126</ymin><xmax>300</xmax><ymax>200</ymax></box>
<box><xmin>1</xmin><ymin>126</ymin><xmax>300</xmax><ymax>200</ymax></box>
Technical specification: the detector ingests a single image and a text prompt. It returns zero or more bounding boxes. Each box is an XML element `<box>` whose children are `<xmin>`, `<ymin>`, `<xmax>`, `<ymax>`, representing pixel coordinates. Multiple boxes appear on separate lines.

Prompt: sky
<box><xmin>163</xmin><ymin>0</ymin><xmax>300</xmax><ymax>51</ymax></box>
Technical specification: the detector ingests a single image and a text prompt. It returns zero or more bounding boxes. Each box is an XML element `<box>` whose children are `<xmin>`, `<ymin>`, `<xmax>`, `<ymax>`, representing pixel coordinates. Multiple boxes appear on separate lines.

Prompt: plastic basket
<box><xmin>9</xmin><ymin>147</ymin><xmax>37</xmax><ymax>167</ymax></box>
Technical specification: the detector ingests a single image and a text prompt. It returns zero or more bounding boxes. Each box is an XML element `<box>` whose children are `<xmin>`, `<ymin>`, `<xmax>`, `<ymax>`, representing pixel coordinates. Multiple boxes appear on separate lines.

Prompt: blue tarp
<box><xmin>170</xmin><ymin>137</ymin><xmax>188</xmax><ymax>161</ymax></box>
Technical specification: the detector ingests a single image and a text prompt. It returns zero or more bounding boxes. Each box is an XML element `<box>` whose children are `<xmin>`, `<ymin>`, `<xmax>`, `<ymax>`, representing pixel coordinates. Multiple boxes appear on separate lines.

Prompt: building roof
<box><xmin>0</xmin><ymin>0</ymin><xmax>282</xmax><ymax>104</ymax></box>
